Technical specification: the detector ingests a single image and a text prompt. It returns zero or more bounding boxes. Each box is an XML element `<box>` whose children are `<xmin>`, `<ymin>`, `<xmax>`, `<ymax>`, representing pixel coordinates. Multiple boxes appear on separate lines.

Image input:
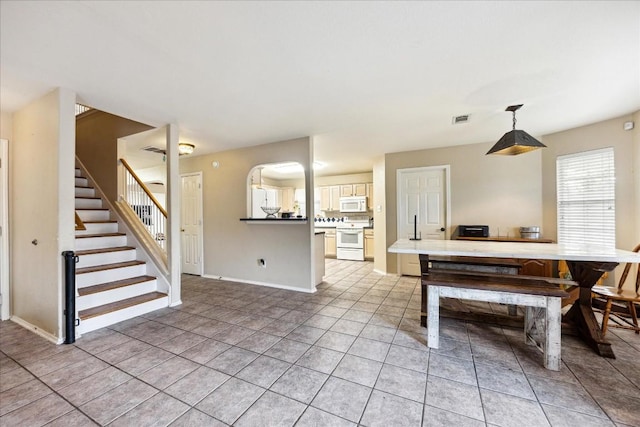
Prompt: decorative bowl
<box><xmin>261</xmin><ymin>206</ymin><xmax>281</xmax><ymax>217</ymax></box>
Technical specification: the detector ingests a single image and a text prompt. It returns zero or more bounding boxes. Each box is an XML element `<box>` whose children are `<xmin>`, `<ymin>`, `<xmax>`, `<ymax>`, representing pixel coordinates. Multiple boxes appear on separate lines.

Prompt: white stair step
<box><xmin>76</xmin><ymin>209</ymin><xmax>110</xmax><ymax>222</ymax></box>
<box><xmin>77</xmin><ymin>292</ymin><xmax>168</xmax><ymax>335</ymax></box>
<box><xmin>77</xmin><ymin>276</ymin><xmax>158</xmax><ymax>311</ymax></box>
<box><xmin>75</xmin><ymin>197</ymin><xmax>103</xmax><ymax>209</ymax></box>
<box><xmin>76</xmin><ymin>246</ymin><xmax>137</xmax><ymax>268</ymax></box>
<box><xmin>75</xmin><ymin>221</ymin><xmax>118</xmax><ymax>236</ymax></box>
<box><xmin>75</xmin><ymin>233</ymin><xmax>127</xmax><ymax>251</ymax></box>
<box><xmin>76</xmin><ymin>260</ymin><xmax>147</xmax><ymax>288</ymax></box>
<box><xmin>75</xmin><ymin>177</ymin><xmax>89</xmax><ymax>186</ymax></box>
<box><xmin>75</xmin><ymin>168</ymin><xmax>82</xmax><ymax>177</ymax></box>
<box><xmin>75</xmin><ymin>187</ymin><xmax>95</xmax><ymax>198</ymax></box>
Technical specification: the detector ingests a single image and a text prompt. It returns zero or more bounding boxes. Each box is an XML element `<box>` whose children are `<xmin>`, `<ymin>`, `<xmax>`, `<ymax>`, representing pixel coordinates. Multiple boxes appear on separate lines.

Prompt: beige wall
<box><xmin>11</xmin><ymin>88</ymin><xmax>76</xmax><ymax>341</ymax></box>
<box><xmin>633</xmin><ymin>111</ymin><xmax>640</xmax><ymax>246</ymax></box>
<box><xmin>372</xmin><ymin>156</ymin><xmax>387</xmax><ymax>273</ymax></box>
<box><xmin>541</xmin><ymin>113</ymin><xmax>638</xmax><ymax>287</ymax></box>
<box><xmin>76</xmin><ymin>111</ymin><xmax>152</xmax><ymax>204</ymax></box>
<box><xmin>384</xmin><ymin>141</ymin><xmax>543</xmax><ymax>274</ymax></box>
<box><xmin>180</xmin><ymin>137</ymin><xmax>316</xmax><ymax>292</ymax></box>
<box><xmin>1</xmin><ymin>111</ymin><xmax>13</xmax><ymax>141</ymax></box>
<box><xmin>315</xmin><ymin>172</ymin><xmax>373</xmax><ymax>186</ymax></box>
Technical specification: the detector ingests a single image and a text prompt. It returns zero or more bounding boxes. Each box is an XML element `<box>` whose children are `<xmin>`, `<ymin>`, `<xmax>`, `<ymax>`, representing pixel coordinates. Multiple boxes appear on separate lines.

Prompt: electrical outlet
<box><xmin>258</xmin><ymin>258</ymin><xmax>266</xmax><ymax>268</ymax></box>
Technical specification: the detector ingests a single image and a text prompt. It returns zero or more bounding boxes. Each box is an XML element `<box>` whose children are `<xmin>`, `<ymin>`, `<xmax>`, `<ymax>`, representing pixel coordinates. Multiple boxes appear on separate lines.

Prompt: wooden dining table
<box><xmin>389</xmin><ymin>238</ymin><xmax>640</xmax><ymax>358</ymax></box>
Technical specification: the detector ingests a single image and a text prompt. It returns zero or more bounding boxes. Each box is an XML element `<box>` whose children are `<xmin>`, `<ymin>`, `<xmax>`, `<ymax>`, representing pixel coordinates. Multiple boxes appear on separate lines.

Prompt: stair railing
<box><xmin>75</xmin><ymin>212</ymin><xmax>86</xmax><ymax>231</ymax></box>
<box><xmin>118</xmin><ymin>158</ymin><xmax>167</xmax><ymax>253</ymax></box>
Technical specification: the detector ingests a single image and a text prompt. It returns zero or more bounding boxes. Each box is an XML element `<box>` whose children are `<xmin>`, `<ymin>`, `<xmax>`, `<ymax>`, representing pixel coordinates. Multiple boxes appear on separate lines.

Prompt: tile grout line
<box><xmin>1</xmin><ymin>344</ymin><xmax>102</xmax><ymax>425</ymax></box>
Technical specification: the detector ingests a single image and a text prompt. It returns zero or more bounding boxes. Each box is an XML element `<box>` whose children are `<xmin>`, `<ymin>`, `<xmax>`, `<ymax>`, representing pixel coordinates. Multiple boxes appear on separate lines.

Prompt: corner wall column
<box><xmin>166</xmin><ymin>123</ymin><xmax>181</xmax><ymax>306</ymax></box>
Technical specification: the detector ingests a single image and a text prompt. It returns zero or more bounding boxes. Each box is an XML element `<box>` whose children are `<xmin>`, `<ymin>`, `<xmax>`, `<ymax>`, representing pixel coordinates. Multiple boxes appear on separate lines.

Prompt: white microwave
<box><xmin>339</xmin><ymin>196</ymin><xmax>368</xmax><ymax>213</ymax></box>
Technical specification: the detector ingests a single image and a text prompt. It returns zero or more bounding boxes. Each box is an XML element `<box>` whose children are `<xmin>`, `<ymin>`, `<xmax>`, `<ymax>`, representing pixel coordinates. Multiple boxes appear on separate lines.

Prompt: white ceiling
<box><xmin>1</xmin><ymin>1</ymin><xmax>638</xmax><ymax>176</ymax></box>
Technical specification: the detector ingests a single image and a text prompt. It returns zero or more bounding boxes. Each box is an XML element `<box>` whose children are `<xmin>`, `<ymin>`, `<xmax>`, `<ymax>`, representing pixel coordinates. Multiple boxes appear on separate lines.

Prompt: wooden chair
<box><xmin>591</xmin><ymin>243</ymin><xmax>640</xmax><ymax>337</ymax></box>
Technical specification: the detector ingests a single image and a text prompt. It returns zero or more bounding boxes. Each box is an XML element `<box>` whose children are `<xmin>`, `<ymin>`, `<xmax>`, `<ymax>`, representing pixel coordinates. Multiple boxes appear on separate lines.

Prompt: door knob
<box><xmin>181</xmin><ymin>229</ymin><xmax>185</xmax><ymax>232</ymax></box>
<box><xmin>440</xmin><ymin>227</ymin><xmax>445</xmax><ymax>232</ymax></box>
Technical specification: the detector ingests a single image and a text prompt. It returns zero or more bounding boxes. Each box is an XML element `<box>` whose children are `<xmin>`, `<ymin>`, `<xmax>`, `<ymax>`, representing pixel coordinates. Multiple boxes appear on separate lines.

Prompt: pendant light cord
<box><xmin>512</xmin><ymin>110</ymin><xmax>517</xmax><ymax>130</ymax></box>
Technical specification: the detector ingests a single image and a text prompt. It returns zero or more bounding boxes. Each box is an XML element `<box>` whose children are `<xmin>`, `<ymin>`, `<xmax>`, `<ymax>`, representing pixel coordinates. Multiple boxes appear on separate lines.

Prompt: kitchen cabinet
<box><xmin>340</xmin><ymin>183</ymin><xmax>367</xmax><ymax>197</ymax></box>
<box><xmin>324</xmin><ymin>228</ymin><xmax>337</xmax><ymax>257</ymax></box>
<box><xmin>364</xmin><ymin>228</ymin><xmax>374</xmax><ymax>260</ymax></box>
<box><xmin>280</xmin><ymin>187</ymin><xmax>294</xmax><ymax>212</ymax></box>
<box><xmin>330</xmin><ymin>186</ymin><xmax>340</xmax><ymax>211</ymax></box>
<box><xmin>320</xmin><ymin>187</ymin><xmax>331</xmax><ymax>211</ymax></box>
<box><xmin>314</xmin><ymin>232</ymin><xmax>325</xmax><ymax>284</ymax></box>
<box><xmin>319</xmin><ymin>185</ymin><xmax>341</xmax><ymax>211</ymax></box>
<box><xmin>354</xmin><ymin>183</ymin><xmax>367</xmax><ymax>196</ymax></box>
<box><xmin>366</xmin><ymin>183</ymin><xmax>374</xmax><ymax>209</ymax></box>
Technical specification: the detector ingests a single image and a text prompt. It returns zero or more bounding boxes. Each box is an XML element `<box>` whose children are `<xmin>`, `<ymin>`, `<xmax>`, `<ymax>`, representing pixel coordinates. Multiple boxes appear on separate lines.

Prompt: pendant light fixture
<box><xmin>486</xmin><ymin>104</ymin><xmax>546</xmax><ymax>155</ymax></box>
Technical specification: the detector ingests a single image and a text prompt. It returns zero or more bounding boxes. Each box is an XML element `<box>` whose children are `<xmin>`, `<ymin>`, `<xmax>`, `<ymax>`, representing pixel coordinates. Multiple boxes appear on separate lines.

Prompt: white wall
<box><xmin>10</xmin><ymin>88</ymin><xmax>75</xmax><ymax>341</ymax></box>
<box><xmin>180</xmin><ymin>137</ymin><xmax>316</xmax><ymax>292</ymax></box>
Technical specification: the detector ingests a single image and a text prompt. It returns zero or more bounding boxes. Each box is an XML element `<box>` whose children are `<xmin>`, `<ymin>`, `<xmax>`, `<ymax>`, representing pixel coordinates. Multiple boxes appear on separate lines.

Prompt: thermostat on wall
<box><xmin>624</xmin><ymin>121</ymin><xmax>634</xmax><ymax>131</ymax></box>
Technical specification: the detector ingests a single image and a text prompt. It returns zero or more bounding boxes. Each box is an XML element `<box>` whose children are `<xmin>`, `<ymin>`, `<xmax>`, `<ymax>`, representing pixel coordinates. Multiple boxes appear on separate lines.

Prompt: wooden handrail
<box><xmin>75</xmin><ymin>212</ymin><xmax>86</xmax><ymax>231</ymax></box>
<box><xmin>119</xmin><ymin>158</ymin><xmax>168</xmax><ymax>218</ymax></box>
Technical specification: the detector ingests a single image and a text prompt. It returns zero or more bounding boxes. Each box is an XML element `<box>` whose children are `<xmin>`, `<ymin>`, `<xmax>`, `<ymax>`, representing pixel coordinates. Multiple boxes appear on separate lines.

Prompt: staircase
<box><xmin>74</xmin><ymin>166</ymin><xmax>168</xmax><ymax>334</ymax></box>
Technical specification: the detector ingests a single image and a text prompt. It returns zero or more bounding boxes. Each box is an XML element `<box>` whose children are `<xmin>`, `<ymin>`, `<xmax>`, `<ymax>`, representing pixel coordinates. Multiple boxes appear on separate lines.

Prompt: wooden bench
<box><xmin>428</xmin><ymin>256</ymin><xmax>523</xmax><ymax>316</ymax></box>
<box><xmin>423</xmin><ymin>270</ymin><xmax>573</xmax><ymax>371</ymax></box>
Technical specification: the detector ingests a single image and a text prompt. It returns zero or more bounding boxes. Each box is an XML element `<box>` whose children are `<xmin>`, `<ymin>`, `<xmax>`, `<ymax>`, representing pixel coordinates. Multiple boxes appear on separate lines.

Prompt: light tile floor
<box><xmin>1</xmin><ymin>259</ymin><xmax>639</xmax><ymax>426</ymax></box>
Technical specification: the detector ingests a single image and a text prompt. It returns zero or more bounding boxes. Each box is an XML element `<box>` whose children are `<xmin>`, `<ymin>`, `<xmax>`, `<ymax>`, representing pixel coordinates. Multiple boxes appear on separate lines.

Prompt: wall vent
<box><xmin>452</xmin><ymin>114</ymin><xmax>470</xmax><ymax>124</ymax></box>
<box><xmin>141</xmin><ymin>146</ymin><xmax>166</xmax><ymax>155</ymax></box>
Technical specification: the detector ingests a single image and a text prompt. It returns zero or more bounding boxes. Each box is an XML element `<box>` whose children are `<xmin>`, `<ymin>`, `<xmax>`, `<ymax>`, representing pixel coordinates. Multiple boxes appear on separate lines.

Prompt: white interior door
<box><xmin>0</xmin><ymin>139</ymin><xmax>8</xmax><ymax>320</ymax></box>
<box><xmin>397</xmin><ymin>166</ymin><xmax>448</xmax><ymax>276</ymax></box>
<box><xmin>181</xmin><ymin>173</ymin><xmax>203</xmax><ymax>275</ymax></box>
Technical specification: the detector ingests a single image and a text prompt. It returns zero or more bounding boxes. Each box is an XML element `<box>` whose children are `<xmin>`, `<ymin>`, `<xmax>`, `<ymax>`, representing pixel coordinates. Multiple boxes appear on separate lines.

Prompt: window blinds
<box><xmin>556</xmin><ymin>147</ymin><xmax>615</xmax><ymax>248</ymax></box>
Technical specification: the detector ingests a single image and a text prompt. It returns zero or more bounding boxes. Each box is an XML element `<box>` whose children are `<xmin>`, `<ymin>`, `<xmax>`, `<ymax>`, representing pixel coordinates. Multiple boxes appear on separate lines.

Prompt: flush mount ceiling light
<box><xmin>486</xmin><ymin>104</ymin><xmax>546</xmax><ymax>155</ymax></box>
<box><xmin>178</xmin><ymin>143</ymin><xmax>195</xmax><ymax>156</ymax></box>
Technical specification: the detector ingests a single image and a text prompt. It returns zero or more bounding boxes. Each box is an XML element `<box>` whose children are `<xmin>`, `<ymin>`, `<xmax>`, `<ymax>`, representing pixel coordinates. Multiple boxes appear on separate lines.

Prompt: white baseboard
<box><xmin>169</xmin><ymin>299</ymin><xmax>183</xmax><ymax>307</ymax></box>
<box><xmin>10</xmin><ymin>316</ymin><xmax>64</xmax><ymax>344</ymax></box>
<box><xmin>373</xmin><ymin>268</ymin><xmax>389</xmax><ymax>276</ymax></box>
<box><xmin>202</xmin><ymin>274</ymin><xmax>316</xmax><ymax>294</ymax></box>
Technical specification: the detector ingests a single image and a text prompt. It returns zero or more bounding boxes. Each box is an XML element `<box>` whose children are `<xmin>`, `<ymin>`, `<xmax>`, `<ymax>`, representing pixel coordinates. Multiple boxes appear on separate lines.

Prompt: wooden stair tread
<box><xmin>76</xmin><ymin>208</ymin><xmax>109</xmax><ymax>211</ymax></box>
<box><xmin>82</xmin><ymin>220</ymin><xmax>117</xmax><ymax>224</ymax></box>
<box><xmin>79</xmin><ymin>292</ymin><xmax>166</xmax><ymax>320</ymax></box>
<box><xmin>75</xmin><ymin>196</ymin><xmax>102</xmax><ymax>200</ymax></box>
<box><xmin>76</xmin><ymin>233</ymin><xmax>125</xmax><ymax>239</ymax></box>
<box><xmin>75</xmin><ymin>185</ymin><xmax>94</xmax><ymax>189</ymax></box>
<box><xmin>78</xmin><ymin>275</ymin><xmax>156</xmax><ymax>296</ymax></box>
<box><xmin>76</xmin><ymin>246</ymin><xmax>135</xmax><ymax>256</ymax></box>
<box><xmin>76</xmin><ymin>260</ymin><xmax>145</xmax><ymax>274</ymax></box>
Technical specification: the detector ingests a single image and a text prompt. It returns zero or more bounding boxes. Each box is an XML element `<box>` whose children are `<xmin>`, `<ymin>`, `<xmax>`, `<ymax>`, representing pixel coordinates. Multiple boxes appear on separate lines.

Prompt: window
<box><xmin>556</xmin><ymin>147</ymin><xmax>615</xmax><ymax>248</ymax></box>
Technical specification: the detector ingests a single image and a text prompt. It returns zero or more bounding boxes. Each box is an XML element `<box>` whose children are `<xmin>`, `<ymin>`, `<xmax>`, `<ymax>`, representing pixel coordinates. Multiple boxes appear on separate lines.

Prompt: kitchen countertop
<box><xmin>240</xmin><ymin>217</ymin><xmax>308</xmax><ymax>223</ymax></box>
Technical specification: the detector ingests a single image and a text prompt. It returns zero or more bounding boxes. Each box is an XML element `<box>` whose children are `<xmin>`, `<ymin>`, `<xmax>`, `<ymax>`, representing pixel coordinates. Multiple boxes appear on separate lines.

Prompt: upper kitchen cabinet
<box><xmin>366</xmin><ymin>183</ymin><xmax>374</xmax><ymax>209</ymax></box>
<box><xmin>248</xmin><ymin>162</ymin><xmax>306</xmax><ymax>218</ymax></box>
<box><xmin>340</xmin><ymin>183</ymin><xmax>367</xmax><ymax>197</ymax></box>
<box><xmin>320</xmin><ymin>185</ymin><xmax>340</xmax><ymax>211</ymax></box>
<box><xmin>315</xmin><ymin>172</ymin><xmax>374</xmax><ymax>213</ymax></box>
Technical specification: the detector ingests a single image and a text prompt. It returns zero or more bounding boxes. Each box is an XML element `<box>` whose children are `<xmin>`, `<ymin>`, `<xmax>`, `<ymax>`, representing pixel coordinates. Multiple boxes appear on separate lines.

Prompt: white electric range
<box><xmin>335</xmin><ymin>217</ymin><xmax>371</xmax><ymax>261</ymax></box>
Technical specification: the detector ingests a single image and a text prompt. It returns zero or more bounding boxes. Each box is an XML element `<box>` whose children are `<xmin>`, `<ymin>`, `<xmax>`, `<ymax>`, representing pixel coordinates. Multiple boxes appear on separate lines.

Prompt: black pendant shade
<box><xmin>486</xmin><ymin>104</ymin><xmax>546</xmax><ymax>155</ymax></box>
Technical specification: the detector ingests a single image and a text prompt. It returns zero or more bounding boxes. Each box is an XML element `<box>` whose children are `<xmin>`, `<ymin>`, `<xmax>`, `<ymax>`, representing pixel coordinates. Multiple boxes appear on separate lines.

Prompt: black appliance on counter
<box><xmin>457</xmin><ymin>225</ymin><xmax>489</xmax><ymax>238</ymax></box>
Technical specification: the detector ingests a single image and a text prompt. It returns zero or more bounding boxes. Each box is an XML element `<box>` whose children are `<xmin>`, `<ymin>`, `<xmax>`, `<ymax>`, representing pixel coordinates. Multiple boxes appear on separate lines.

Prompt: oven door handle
<box><xmin>339</xmin><ymin>231</ymin><xmax>362</xmax><ymax>235</ymax></box>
